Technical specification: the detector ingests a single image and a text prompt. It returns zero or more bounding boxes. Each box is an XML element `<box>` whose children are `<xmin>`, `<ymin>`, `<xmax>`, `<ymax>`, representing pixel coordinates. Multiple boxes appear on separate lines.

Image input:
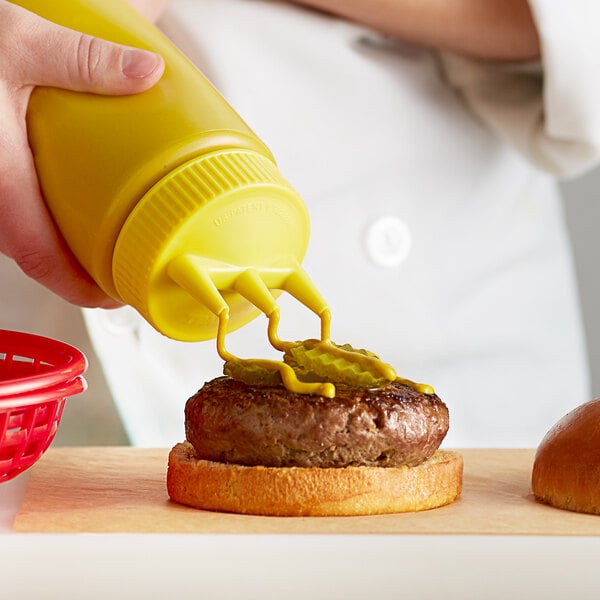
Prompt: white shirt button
<box><xmin>363</xmin><ymin>216</ymin><xmax>412</xmax><ymax>268</ymax></box>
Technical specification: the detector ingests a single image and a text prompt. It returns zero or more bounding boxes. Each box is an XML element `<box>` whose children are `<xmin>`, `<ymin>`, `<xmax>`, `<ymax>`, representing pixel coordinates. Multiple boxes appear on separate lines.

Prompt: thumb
<box><xmin>16</xmin><ymin>8</ymin><xmax>164</xmax><ymax>95</ymax></box>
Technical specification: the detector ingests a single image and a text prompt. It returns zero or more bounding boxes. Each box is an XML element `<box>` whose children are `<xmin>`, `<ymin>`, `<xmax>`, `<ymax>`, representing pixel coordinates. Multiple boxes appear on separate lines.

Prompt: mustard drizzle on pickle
<box><xmin>216</xmin><ymin>308</ymin><xmax>335</xmax><ymax>398</ymax></box>
<box><xmin>217</xmin><ymin>305</ymin><xmax>434</xmax><ymax>397</ymax></box>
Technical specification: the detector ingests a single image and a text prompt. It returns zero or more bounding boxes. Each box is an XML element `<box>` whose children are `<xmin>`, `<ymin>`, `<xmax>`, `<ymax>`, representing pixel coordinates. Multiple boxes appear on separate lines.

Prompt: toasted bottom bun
<box><xmin>167</xmin><ymin>441</ymin><xmax>463</xmax><ymax>516</ymax></box>
<box><xmin>532</xmin><ymin>398</ymin><xmax>600</xmax><ymax>515</ymax></box>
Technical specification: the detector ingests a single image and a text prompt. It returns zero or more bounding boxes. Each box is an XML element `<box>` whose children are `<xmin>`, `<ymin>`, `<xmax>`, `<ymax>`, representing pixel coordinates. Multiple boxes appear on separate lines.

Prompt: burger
<box><xmin>167</xmin><ymin>341</ymin><xmax>463</xmax><ymax>516</ymax></box>
<box><xmin>532</xmin><ymin>397</ymin><xmax>600</xmax><ymax>515</ymax></box>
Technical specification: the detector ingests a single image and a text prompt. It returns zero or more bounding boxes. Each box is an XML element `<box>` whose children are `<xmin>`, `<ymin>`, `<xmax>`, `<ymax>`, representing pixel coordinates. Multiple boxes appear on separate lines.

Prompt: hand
<box><xmin>128</xmin><ymin>0</ymin><xmax>172</xmax><ymax>23</ymax></box>
<box><xmin>0</xmin><ymin>0</ymin><xmax>164</xmax><ymax>307</ymax></box>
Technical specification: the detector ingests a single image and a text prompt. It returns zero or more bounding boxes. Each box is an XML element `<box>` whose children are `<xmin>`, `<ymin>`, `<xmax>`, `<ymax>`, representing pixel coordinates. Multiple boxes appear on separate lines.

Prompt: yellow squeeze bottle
<box><xmin>14</xmin><ymin>0</ymin><xmax>329</xmax><ymax>342</ymax></box>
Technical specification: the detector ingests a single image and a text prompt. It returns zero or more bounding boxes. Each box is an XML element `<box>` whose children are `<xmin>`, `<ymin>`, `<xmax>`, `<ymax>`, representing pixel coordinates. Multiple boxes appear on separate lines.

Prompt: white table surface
<box><xmin>2</xmin><ymin>471</ymin><xmax>600</xmax><ymax>599</ymax></box>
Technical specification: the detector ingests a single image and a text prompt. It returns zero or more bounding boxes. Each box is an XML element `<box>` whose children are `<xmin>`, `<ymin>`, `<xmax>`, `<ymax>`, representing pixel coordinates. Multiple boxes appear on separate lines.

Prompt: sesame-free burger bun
<box><xmin>167</xmin><ymin>441</ymin><xmax>463</xmax><ymax>517</ymax></box>
<box><xmin>532</xmin><ymin>398</ymin><xmax>600</xmax><ymax>515</ymax></box>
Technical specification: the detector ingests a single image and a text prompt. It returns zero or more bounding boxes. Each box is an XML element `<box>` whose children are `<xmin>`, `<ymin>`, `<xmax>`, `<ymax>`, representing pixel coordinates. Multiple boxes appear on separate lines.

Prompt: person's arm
<box><xmin>127</xmin><ymin>0</ymin><xmax>171</xmax><ymax>22</ymax></box>
<box><xmin>0</xmin><ymin>0</ymin><xmax>164</xmax><ymax>307</ymax></box>
<box><xmin>289</xmin><ymin>0</ymin><xmax>540</xmax><ymax>61</ymax></box>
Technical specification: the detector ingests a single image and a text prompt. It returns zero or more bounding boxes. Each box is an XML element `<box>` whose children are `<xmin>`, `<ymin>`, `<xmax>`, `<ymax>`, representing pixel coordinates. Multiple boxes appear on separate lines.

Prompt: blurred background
<box><xmin>562</xmin><ymin>166</ymin><xmax>600</xmax><ymax>400</ymax></box>
<box><xmin>1</xmin><ymin>167</ymin><xmax>599</xmax><ymax>446</ymax></box>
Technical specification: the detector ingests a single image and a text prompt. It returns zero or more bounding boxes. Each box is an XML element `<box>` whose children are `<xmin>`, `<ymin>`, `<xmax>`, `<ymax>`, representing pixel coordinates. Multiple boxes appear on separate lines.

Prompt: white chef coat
<box><xmin>83</xmin><ymin>0</ymin><xmax>600</xmax><ymax>448</ymax></box>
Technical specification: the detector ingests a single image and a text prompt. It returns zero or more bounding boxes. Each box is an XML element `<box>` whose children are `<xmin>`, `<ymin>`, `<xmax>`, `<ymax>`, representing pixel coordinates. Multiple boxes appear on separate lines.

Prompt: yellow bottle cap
<box><xmin>112</xmin><ymin>149</ymin><xmax>310</xmax><ymax>341</ymax></box>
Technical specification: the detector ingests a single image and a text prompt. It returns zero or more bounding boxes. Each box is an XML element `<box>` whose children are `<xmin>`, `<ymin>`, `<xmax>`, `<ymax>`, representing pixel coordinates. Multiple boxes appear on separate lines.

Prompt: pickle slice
<box><xmin>223</xmin><ymin>358</ymin><xmax>335</xmax><ymax>397</ymax></box>
<box><xmin>223</xmin><ymin>360</ymin><xmax>282</xmax><ymax>387</ymax></box>
<box><xmin>284</xmin><ymin>340</ymin><xmax>396</xmax><ymax>389</ymax></box>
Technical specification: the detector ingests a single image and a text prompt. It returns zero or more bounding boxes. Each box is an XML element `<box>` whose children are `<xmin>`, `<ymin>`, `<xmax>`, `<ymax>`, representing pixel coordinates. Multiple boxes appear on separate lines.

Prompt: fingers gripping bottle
<box><xmin>14</xmin><ymin>0</ymin><xmax>329</xmax><ymax>342</ymax></box>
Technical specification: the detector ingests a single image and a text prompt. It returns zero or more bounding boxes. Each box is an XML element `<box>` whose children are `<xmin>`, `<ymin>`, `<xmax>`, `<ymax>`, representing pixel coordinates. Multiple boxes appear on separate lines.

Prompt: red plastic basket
<box><xmin>0</xmin><ymin>329</ymin><xmax>87</xmax><ymax>482</ymax></box>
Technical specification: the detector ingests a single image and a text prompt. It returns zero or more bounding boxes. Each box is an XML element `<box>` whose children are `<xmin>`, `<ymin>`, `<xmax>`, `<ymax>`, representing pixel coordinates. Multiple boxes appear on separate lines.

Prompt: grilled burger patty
<box><xmin>185</xmin><ymin>376</ymin><xmax>449</xmax><ymax>468</ymax></box>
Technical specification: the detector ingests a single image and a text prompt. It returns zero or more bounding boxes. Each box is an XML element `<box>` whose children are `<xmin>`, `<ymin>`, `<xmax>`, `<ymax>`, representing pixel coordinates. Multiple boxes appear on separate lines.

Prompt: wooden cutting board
<box><xmin>12</xmin><ymin>447</ymin><xmax>600</xmax><ymax>535</ymax></box>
